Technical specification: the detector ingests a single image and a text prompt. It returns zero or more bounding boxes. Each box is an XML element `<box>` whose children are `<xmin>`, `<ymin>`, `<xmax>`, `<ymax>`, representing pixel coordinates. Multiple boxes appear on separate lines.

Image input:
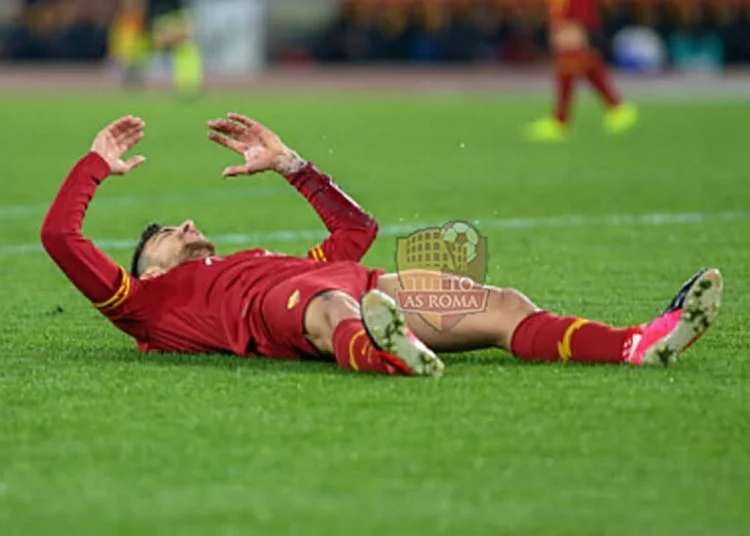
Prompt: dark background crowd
<box><xmin>2</xmin><ymin>0</ymin><xmax>750</xmax><ymax>68</ymax></box>
<box><xmin>0</xmin><ymin>0</ymin><xmax>116</xmax><ymax>61</ymax></box>
<box><xmin>307</xmin><ymin>0</ymin><xmax>750</xmax><ymax>67</ymax></box>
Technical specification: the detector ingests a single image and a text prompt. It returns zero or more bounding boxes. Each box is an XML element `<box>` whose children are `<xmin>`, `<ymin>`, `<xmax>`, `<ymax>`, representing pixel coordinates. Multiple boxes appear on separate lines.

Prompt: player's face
<box><xmin>143</xmin><ymin>220</ymin><xmax>215</xmax><ymax>271</ymax></box>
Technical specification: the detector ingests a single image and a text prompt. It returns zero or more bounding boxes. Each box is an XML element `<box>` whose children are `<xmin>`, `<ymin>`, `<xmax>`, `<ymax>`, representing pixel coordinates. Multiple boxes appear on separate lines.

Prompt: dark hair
<box><xmin>130</xmin><ymin>223</ymin><xmax>164</xmax><ymax>277</ymax></box>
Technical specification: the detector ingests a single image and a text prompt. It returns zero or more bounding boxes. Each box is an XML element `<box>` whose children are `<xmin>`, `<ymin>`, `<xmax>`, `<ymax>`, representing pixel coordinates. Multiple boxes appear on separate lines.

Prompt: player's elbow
<box><xmin>362</xmin><ymin>215</ymin><xmax>379</xmax><ymax>241</ymax></box>
<box><xmin>40</xmin><ymin>228</ymin><xmax>61</xmax><ymax>257</ymax></box>
<box><xmin>348</xmin><ymin>218</ymin><xmax>378</xmax><ymax>260</ymax></box>
<box><xmin>40</xmin><ymin>222</ymin><xmax>57</xmax><ymax>248</ymax></box>
<box><xmin>357</xmin><ymin>216</ymin><xmax>379</xmax><ymax>249</ymax></box>
<box><xmin>40</xmin><ymin>223</ymin><xmax>70</xmax><ymax>259</ymax></box>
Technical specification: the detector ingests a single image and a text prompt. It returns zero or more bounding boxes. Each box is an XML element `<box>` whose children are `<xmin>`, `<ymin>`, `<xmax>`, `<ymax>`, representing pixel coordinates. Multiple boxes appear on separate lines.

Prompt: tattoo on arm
<box><xmin>275</xmin><ymin>149</ymin><xmax>307</xmax><ymax>176</ymax></box>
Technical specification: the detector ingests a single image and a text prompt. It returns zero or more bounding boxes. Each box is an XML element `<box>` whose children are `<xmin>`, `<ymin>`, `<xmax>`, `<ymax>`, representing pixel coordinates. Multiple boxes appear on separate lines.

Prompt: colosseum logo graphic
<box><xmin>395</xmin><ymin>221</ymin><xmax>489</xmax><ymax>331</ymax></box>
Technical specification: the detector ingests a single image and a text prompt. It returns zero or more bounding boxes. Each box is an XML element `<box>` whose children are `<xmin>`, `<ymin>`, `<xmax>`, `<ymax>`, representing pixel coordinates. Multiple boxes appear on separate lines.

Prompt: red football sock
<box><xmin>555</xmin><ymin>72</ymin><xmax>575</xmax><ymax>124</ymax></box>
<box><xmin>332</xmin><ymin>319</ymin><xmax>408</xmax><ymax>375</ymax></box>
<box><xmin>584</xmin><ymin>50</ymin><xmax>621</xmax><ymax>108</ymax></box>
<box><xmin>553</xmin><ymin>49</ymin><xmax>588</xmax><ymax>124</ymax></box>
<box><xmin>510</xmin><ymin>311</ymin><xmax>633</xmax><ymax>364</ymax></box>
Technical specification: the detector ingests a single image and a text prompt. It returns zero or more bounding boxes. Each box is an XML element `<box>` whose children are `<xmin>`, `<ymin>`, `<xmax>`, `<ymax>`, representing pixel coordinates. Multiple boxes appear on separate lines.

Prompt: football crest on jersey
<box><xmin>287</xmin><ymin>289</ymin><xmax>301</xmax><ymax>310</ymax></box>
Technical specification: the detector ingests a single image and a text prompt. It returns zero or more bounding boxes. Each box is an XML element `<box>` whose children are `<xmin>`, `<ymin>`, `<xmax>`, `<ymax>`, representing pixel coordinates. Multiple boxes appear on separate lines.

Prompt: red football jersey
<box><xmin>548</xmin><ymin>0</ymin><xmax>601</xmax><ymax>30</ymax></box>
<box><xmin>41</xmin><ymin>153</ymin><xmax>379</xmax><ymax>357</ymax></box>
<box><xmin>122</xmin><ymin>251</ymin><xmax>377</xmax><ymax>356</ymax></box>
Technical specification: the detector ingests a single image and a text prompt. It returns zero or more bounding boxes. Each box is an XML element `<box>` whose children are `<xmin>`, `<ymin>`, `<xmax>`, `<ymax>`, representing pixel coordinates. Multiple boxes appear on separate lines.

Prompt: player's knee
<box><xmin>485</xmin><ymin>287</ymin><xmax>539</xmax><ymax>346</ymax></box>
<box><xmin>486</xmin><ymin>287</ymin><xmax>537</xmax><ymax>316</ymax></box>
<box><xmin>320</xmin><ymin>290</ymin><xmax>360</xmax><ymax>327</ymax></box>
<box><xmin>304</xmin><ymin>290</ymin><xmax>360</xmax><ymax>354</ymax></box>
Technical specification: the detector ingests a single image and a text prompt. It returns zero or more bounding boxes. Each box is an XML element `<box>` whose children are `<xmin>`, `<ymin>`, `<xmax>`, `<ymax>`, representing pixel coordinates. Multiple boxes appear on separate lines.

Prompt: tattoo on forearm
<box><xmin>275</xmin><ymin>150</ymin><xmax>307</xmax><ymax>175</ymax></box>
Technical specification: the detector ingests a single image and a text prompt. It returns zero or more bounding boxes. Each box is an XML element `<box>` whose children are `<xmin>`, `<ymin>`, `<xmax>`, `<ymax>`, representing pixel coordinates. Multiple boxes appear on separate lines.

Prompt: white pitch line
<box><xmin>1</xmin><ymin>210</ymin><xmax>747</xmax><ymax>256</ymax></box>
<box><xmin>0</xmin><ymin>184</ymin><xmax>287</xmax><ymax>220</ymax></box>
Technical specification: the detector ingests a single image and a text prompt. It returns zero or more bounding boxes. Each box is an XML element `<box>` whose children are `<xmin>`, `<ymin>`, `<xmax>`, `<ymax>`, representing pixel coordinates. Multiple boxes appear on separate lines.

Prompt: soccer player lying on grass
<box><xmin>41</xmin><ymin>114</ymin><xmax>723</xmax><ymax>377</ymax></box>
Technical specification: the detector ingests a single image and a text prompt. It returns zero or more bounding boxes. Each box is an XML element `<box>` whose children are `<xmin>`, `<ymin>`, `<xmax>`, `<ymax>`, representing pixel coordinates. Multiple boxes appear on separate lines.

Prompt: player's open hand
<box><xmin>90</xmin><ymin>115</ymin><xmax>147</xmax><ymax>175</ymax></box>
<box><xmin>207</xmin><ymin>113</ymin><xmax>306</xmax><ymax>178</ymax></box>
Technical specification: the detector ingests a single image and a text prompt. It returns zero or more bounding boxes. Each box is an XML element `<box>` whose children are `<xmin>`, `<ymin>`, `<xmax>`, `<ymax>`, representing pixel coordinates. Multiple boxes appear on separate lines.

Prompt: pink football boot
<box><xmin>626</xmin><ymin>268</ymin><xmax>723</xmax><ymax>366</ymax></box>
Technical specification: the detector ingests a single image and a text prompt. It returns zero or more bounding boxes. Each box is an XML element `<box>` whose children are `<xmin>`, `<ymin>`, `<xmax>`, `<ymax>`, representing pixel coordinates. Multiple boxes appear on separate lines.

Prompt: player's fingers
<box><xmin>228</xmin><ymin>113</ymin><xmax>269</xmax><ymax>142</ymax></box>
<box><xmin>227</xmin><ymin>113</ymin><xmax>281</xmax><ymax>148</ymax></box>
<box><xmin>222</xmin><ymin>164</ymin><xmax>252</xmax><ymax>178</ymax></box>
<box><xmin>110</xmin><ymin>115</ymin><xmax>141</xmax><ymax>137</ymax></box>
<box><xmin>226</xmin><ymin>113</ymin><xmax>260</xmax><ymax>130</ymax></box>
<box><xmin>124</xmin><ymin>155</ymin><xmax>147</xmax><ymax>171</ymax></box>
<box><xmin>106</xmin><ymin>116</ymin><xmax>130</xmax><ymax>137</ymax></box>
<box><xmin>207</xmin><ymin>130</ymin><xmax>245</xmax><ymax>154</ymax></box>
<box><xmin>208</xmin><ymin>118</ymin><xmax>246</xmax><ymax>138</ymax></box>
<box><xmin>112</xmin><ymin>117</ymin><xmax>145</xmax><ymax>143</ymax></box>
<box><xmin>122</xmin><ymin>116</ymin><xmax>145</xmax><ymax>136</ymax></box>
<box><xmin>121</xmin><ymin>130</ymin><xmax>145</xmax><ymax>150</ymax></box>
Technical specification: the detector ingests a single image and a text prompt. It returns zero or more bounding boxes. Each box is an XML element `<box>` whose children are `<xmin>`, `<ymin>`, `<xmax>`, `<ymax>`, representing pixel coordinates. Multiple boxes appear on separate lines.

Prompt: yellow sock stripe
<box><xmin>315</xmin><ymin>245</ymin><xmax>327</xmax><ymax>262</ymax></box>
<box><xmin>348</xmin><ymin>329</ymin><xmax>367</xmax><ymax>372</ymax></box>
<box><xmin>557</xmin><ymin>318</ymin><xmax>589</xmax><ymax>362</ymax></box>
<box><xmin>309</xmin><ymin>247</ymin><xmax>320</xmax><ymax>261</ymax></box>
<box><xmin>93</xmin><ymin>267</ymin><xmax>131</xmax><ymax>312</ymax></box>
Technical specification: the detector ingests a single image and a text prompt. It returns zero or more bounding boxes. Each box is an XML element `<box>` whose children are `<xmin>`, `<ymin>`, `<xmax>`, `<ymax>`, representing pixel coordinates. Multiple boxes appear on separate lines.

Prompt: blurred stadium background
<box><xmin>1</xmin><ymin>0</ymin><xmax>750</xmax><ymax>89</ymax></box>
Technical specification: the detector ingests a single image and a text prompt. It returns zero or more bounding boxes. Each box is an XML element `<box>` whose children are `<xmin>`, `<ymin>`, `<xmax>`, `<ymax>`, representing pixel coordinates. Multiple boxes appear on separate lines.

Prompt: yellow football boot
<box><xmin>604</xmin><ymin>103</ymin><xmax>638</xmax><ymax>135</ymax></box>
<box><xmin>524</xmin><ymin>117</ymin><xmax>567</xmax><ymax>143</ymax></box>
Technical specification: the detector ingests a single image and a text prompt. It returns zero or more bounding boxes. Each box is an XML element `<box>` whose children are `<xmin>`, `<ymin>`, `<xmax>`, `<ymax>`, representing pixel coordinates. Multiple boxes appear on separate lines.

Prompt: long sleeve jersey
<box><xmin>40</xmin><ymin>153</ymin><xmax>379</xmax><ymax>356</ymax></box>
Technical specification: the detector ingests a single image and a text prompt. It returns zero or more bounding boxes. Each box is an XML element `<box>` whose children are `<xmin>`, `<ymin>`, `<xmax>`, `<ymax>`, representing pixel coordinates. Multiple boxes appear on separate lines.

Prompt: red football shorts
<box><xmin>254</xmin><ymin>261</ymin><xmax>385</xmax><ymax>359</ymax></box>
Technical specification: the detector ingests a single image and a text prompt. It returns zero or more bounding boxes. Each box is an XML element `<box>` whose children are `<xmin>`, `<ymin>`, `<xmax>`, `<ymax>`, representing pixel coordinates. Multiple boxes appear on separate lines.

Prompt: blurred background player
<box><xmin>109</xmin><ymin>0</ymin><xmax>202</xmax><ymax>97</ymax></box>
<box><xmin>525</xmin><ymin>0</ymin><xmax>638</xmax><ymax>142</ymax></box>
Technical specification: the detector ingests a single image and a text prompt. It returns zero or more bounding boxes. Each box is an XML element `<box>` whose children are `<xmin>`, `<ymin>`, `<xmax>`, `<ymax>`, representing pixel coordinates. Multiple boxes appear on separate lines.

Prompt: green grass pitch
<box><xmin>0</xmin><ymin>91</ymin><xmax>749</xmax><ymax>535</ymax></box>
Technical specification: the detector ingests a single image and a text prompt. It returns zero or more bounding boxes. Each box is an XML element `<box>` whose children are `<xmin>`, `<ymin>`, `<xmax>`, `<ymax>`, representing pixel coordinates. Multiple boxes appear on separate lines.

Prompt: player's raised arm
<box><xmin>207</xmin><ymin>113</ymin><xmax>378</xmax><ymax>262</ymax></box>
<box><xmin>41</xmin><ymin>116</ymin><xmax>147</xmax><ymax>317</ymax></box>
